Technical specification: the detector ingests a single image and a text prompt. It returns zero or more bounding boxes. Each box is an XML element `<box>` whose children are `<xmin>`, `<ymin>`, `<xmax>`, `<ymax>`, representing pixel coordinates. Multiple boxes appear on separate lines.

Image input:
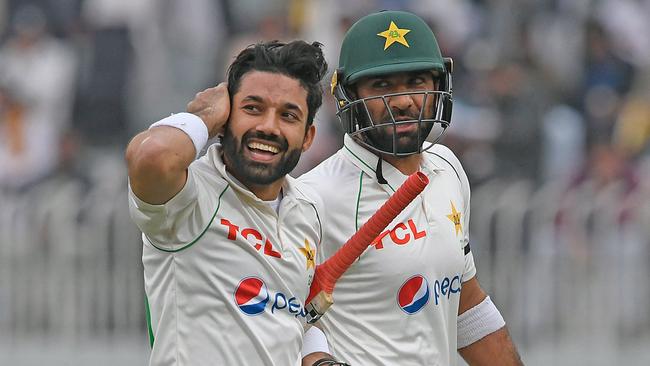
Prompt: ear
<box><xmin>302</xmin><ymin>124</ymin><xmax>316</xmax><ymax>152</ymax></box>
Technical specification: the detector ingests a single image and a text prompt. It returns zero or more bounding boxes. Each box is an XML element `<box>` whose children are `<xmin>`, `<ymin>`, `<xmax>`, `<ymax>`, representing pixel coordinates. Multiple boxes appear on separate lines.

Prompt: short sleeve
<box><xmin>428</xmin><ymin>145</ymin><xmax>477</xmax><ymax>282</ymax></box>
<box><xmin>457</xmin><ymin>154</ymin><xmax>476</xmax><ymax>282</ymax></box>
<box><xmin>128</xmin><ymin>169</ymin><xmax>199</xmax><ymax>251</ymax></box>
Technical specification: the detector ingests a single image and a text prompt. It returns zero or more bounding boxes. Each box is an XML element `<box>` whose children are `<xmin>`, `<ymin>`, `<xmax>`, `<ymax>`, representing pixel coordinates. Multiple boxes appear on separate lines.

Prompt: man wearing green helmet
<box><xmin>300</xmin><ymin>10</ymin><xmax>523</xmax><ymax>365</ymax></box>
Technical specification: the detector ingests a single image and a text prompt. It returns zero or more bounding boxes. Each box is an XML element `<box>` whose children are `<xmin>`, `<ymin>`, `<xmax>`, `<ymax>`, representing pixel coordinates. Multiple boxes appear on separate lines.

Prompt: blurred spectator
<box><xmin>527</xmin><ymin>3</ymin><xmax>586</xmax><ymax>98</ymax></box>
<box><xmin>540</xmin><ymin>104</ymin><xmax>586</xmax><ymax>184</ymax></box>
<box><xmin>554</xmin><ymin>141</ymin><xmax>640</xmax><ymax>259</ymax></box>
<box><xmin>73</xmin><ymin>0</ymin><xmax>134</xmax><ymax>148</ymax></box>
<box><xmin>613</xmin><ymin>72</ymin><xmax>650</xmax><ymax>161</ymax></box>
<box><xmin>442</xmin><ymin>99</ymin><xmax>501</xmax><ymax>185</ymax></box>
<box><xmin>576</xmin><ymin>142</ymin><xmax>639</xmax><ymax>193</ymax></box>
<box><xmin>484</xmin><ymin>60</ymin><xmax>548</xmax><ymax>182</ymax></box>
<box><xmin>581</xmin><ymin>20</ymin><xmax>635</xmax><ymax>145</ymax></box>
<box><xmin>158</xmin><ymin>0</ymin><xmax>225</xmax><ymax>100</ymax></box>
<box><xmin>410</xmin><ymin>0</ymin><xmax>476</xmax><ymax>57</ymax></box>
<box><xmin>596</xmin><ymin>0</ymin><xmax>650</xmax><ymax>68</ymax></box>
<box><xmin>0</xmin><ymin>4</ymin><xmax>77</xmax><ymax>190</ymax></box>
<box><xmin>116</xmin><ymin>0</ymin><xmax>228</xmax><ymax>133</ymax></box>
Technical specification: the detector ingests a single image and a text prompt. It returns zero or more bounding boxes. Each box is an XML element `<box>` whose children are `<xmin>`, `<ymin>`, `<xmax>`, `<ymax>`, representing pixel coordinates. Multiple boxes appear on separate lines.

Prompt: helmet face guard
<box><xmin>332</xmin><ymin>59</ymin><xmax>453</xmax><ymax>156</ymax></box>
<box><xmin>333</xmin><ymin>10</ymin><xmax>454</xmax><ymax>156</ymax></box>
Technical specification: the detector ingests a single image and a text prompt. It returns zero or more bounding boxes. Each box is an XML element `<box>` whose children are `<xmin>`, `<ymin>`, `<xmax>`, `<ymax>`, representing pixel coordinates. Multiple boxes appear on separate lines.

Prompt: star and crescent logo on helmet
<box><xmin>377</xmin><ymin>21</ymin><xmax>411</xmax><ymax>50</ymax></box>
<box><xmin>330</xmin><ymin>20</ymin><xmax>412</xmax><ymax>96</ymax></box>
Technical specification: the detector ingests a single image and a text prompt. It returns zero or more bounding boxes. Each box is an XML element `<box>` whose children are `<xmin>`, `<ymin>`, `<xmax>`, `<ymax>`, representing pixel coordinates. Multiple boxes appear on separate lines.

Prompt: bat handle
<box><xmin>305</xmin><ymin>171</ymin><xmax>429</xmax><ymax>306</ymax></box>
<box><xmin>304</xmin><ymin>291</ymin><xmax>333</xmax><ymax>324</ymax></box>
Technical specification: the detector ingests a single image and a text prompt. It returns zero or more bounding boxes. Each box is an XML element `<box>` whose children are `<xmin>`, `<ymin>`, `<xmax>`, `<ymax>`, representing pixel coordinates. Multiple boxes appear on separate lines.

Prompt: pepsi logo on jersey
<box><xmin>432</xmin><ymin>274</ymin><xmax>461</xmax><ymax>305</ymax></box>
<box><xmin>397</xmin><ymin>273</ymin><xmax>462</xmax><ymax>314</ymax></box>
<box><xmin>397</xmin><ymin>275</ymin><xmax>430</xmax><ymax>314</ymax></box>
<box><xmin>234</xmin><ymin>277</ymin><xmax>307</xmax><ymax>318</ymax></box>
<box><xmin>234</xmin><ymin>277</ymin><xmax>269</xmax><ymax>315</ymax></box>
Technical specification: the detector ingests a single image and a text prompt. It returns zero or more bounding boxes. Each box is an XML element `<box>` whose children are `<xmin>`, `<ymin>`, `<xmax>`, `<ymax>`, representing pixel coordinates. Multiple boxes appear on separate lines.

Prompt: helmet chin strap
<box><xmin>375</xmin><ymin>156</ymin><xmax>388</xmax><ymax>184</ymax></box>
<box><xmin>356</xmin><ymin>132</ymin><xmax>389</xmax><ymax>184</ymax></box>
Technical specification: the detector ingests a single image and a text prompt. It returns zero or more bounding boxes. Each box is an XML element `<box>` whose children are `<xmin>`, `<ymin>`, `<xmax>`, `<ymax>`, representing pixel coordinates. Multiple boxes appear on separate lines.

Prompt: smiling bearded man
<box><xmin>222</xmin><ymin>129</ymin><xmax>300</xmax><ymax>185</ymax></box>
<box><xmin>126</xmin><ymin>40</ymin><xmax>348</xmax><ymax>366</ymax></box>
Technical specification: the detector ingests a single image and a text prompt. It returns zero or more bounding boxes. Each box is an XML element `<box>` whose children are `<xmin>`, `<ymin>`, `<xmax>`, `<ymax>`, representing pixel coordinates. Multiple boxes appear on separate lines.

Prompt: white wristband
<box><xmin>302</xmin><ymin>326</ymin><xmax>330</xmax><ymax>357</ymax></box>
<box><xmin>457</xmin><ymin>296</ymin><xmax>506</xmax><ymax>348</ymax></box>
<box><xmin>149</xmin><ymin>112</ymin><xmax>209</xmax><ymax>159</ymax></box>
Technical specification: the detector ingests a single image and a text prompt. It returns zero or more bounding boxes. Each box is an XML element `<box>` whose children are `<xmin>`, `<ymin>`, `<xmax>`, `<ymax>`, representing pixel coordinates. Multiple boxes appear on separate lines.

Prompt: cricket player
<box><xmin>126</xmin><ymin>40</ymin><xmax>342</xmax><ymax>366</ymax></box>
<box><xmin>299</xmin><ymin>11</ymin><xmax>524</xmax><ymax>365</ymax></box>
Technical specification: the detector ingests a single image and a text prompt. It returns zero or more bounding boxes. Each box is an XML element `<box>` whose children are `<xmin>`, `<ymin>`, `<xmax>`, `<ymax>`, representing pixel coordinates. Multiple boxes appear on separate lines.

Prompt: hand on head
<box><xmin>187</xmin><ymin>82</ymin><xmax>230</xmax><ymax>138</ymax></box>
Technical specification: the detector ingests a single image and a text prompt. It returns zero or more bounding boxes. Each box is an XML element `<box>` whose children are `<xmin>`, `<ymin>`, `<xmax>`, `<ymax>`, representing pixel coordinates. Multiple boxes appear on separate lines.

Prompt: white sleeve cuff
<box><xmin>149</xmin><ymin>112</ymin><xmax>208</xmax><ymax>159</ymax></box>
<box><xmin>302</xmin><ymin>326</ymin><xmax>330</xmax><ymax>357</ymax></box>
<box><xmin>457</xmin><ymin>296</ymin><xmax>506</xmax><ymax>348</ymax></box>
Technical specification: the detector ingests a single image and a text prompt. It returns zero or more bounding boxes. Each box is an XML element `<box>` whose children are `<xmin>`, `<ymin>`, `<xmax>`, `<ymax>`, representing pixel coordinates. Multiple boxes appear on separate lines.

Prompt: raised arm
<box><xmin>126</xmin><ymin>83</ymin><xmax>230</xmax><ymax>204</ymax></box>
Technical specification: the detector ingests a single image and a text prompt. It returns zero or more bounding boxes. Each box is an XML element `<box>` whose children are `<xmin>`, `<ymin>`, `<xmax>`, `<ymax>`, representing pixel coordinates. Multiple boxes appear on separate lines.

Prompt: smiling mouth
<box><xmin>245</xmin><ymin>141</ymin><xmax>281</xmax><ymax>162</ymax></box>
<box><xmin>248</xmin><ymin>141</ymin><xmax>280</xmax><ymax>154</ymax></box>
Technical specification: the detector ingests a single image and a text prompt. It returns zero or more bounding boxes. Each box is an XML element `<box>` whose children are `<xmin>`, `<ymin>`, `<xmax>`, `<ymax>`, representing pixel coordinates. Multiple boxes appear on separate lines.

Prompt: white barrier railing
<box><xmin>0</xmin><ymin>161</ymin><xmax>144</xmax><ymax>343</ymax></box>
<box><xmin>472</xmin><ymin>177</ymin><xmax>650</xmax><ymax>351</ymax></box>
<box><xmin>1</xmin><ymin>168</ymin><xmax>649</xmax><ymax>359</ymax></box>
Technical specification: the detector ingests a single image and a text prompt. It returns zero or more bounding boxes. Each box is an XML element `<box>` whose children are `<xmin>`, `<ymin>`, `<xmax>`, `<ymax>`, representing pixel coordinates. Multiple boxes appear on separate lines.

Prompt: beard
<box><xmin>222</xmin><ymin>129</ymin><xmax>303</xmax><ymax>185</ymax></box>
<box><xmin>365</xmin><ymin>123</ymin><xmax>434</xmax><ymax>154</ymax></box>
<box><xmin>358</xmin><ymin>106</ymin><xmax>435</xmax><ymax>154</ymax></box>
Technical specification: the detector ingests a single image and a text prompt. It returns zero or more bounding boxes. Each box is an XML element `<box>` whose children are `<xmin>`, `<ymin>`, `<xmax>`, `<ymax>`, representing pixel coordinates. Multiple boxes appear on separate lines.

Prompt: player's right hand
<box><xmin>186</xmin><ymin>82</ymin><xmax>230</xmax><ymax>139</ymax></box>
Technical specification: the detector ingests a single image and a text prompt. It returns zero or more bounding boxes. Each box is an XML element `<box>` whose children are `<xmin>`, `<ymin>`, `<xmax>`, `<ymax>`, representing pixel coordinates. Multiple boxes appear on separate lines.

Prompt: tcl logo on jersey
<box><xmin>371</xmin><ymin>219</ymin><xmax>426</xmax><ymax>249</ymax></box>
<box><xmin>397</xmin><ymin>274</ymin><xmax>462</xmax><ymax>314</ymax></box>
<box><xmin>221</xmin><ymin>218</ymin><xmax>282</xmax><ymax>258</ymax></box>
<box><xmin>234</xmin><ymin>277</ymin><xmax>307</xmax><ymax>318</ymax></box>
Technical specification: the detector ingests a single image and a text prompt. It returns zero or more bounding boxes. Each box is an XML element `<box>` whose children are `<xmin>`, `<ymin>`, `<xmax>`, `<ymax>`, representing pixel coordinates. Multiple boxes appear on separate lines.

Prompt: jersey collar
<box><xmin>205</xmin><ymin>144</ymin><xmax>315</xmax><ymax>206</ymax></box>
<box><xmin>342</xmin><ymin>134</ymin><xmax>444</xmax><ymax>192</ymax></box>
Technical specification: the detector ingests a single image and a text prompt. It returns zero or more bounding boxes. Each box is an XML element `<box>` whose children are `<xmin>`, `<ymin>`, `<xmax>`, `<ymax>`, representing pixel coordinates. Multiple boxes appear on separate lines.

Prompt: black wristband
<box><xmin>312</xmin><ymin>358</ymin><xmax>351</xmax><ymax>366</ymax></box>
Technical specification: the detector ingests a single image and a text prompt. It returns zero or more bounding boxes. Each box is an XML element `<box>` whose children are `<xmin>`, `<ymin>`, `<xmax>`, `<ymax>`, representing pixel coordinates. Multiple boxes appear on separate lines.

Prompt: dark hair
<box><xmin>227</xmin><ymin>40</ymin><xmax>328</xmax><ymax>125</ymax></box>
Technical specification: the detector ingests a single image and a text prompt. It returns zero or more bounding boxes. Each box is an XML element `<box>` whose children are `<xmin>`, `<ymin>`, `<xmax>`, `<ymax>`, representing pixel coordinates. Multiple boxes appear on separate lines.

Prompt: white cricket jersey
<box><xmin>299</xmin><ymin>135</ymin><xmax>476</xmax><ymax>366</ymax></box>
<box><xmin>128</xmin><ymin>144</ymin><xmax>322</xmax><ymax>366</ymax></box>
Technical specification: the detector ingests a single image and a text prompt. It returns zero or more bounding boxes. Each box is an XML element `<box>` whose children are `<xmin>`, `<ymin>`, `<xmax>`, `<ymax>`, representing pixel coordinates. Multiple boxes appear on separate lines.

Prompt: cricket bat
<box><xmin>305</xmin><ymin>171</ymin><xmax>429</xmax><ymax>324</ymax></box>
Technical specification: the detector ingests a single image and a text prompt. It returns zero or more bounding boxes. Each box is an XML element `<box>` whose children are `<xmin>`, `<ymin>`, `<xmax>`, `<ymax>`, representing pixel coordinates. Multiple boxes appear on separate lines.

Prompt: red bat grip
<box><xmin>307</xmin><ymin>171</ymin><xmax>429</xmax><ymax>303</ymax></box>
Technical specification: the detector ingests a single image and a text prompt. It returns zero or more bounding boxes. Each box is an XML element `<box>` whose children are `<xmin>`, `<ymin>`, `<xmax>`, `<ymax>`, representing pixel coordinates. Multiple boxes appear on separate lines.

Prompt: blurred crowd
<box><xmin>1</xmin><ymin>0</ymin><xmax>649</xmax><ymax>193</ymax></box>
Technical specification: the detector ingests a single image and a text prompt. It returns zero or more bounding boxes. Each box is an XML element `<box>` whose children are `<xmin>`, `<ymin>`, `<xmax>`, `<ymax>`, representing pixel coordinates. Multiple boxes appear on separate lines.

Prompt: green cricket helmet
<box><xmin>332</xmin><ymin>10</ymin><xmax>453</xmax><ymax>156</ymax></box>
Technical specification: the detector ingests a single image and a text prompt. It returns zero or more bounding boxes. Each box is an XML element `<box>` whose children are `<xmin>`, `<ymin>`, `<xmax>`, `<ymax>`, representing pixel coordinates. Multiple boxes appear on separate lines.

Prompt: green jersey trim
<box><xmin>344</xmin><ymin>144</ymin><xmax>396</xmax><ymax>192</ymax></box>
<box><xmin>355</xmin><ymin>172</ymin><xmax>363</xmax><ymax>231</ymax></box>
<box><xmin>145</xmin><ymin>294</ymin><xmax>154</xmax><ymax>347</ymax></box>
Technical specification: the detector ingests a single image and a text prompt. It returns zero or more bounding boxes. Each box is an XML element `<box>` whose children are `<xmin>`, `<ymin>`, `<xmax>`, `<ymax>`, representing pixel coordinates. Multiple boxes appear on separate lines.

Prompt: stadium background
<box><xmin>1</xmin><ymin>0</ymin><xmax>649</xmax><ymax>364</ymax></box>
